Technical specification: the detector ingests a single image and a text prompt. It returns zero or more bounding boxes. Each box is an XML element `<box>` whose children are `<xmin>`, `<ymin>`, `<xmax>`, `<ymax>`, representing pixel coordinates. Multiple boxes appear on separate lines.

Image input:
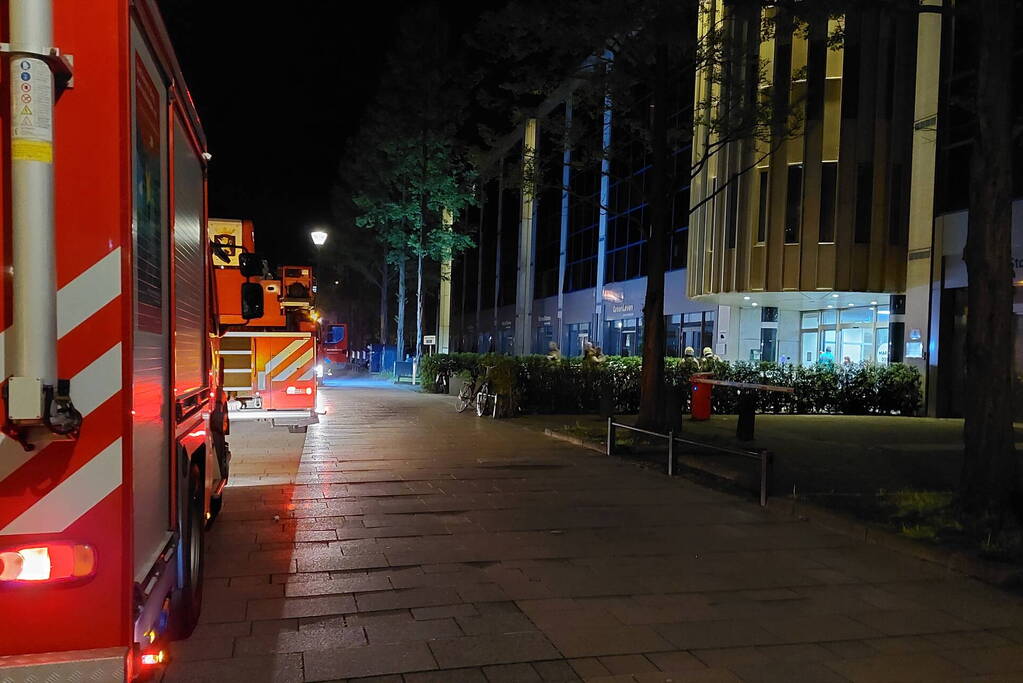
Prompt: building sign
<box><xmin>423</xmin><ymin>335</ymin><xmax>437</xmax><ymax>346</ymax></box>
<box><xmin>537</xmin><ymin>315</ymin><xmax>552</xmax><ymax>323</ymax></box>
<box><xmin>611</xmin><ymin>304</ymin><xmax>635</xmax><ymax>314</ymax></box>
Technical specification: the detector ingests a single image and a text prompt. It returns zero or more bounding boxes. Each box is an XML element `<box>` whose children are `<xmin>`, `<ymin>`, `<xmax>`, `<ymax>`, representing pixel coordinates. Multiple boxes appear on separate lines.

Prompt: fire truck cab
<box><xmin>0</xmin><ymin>1</ymin><xmax>230</xmax><ymax>679</ymax></box>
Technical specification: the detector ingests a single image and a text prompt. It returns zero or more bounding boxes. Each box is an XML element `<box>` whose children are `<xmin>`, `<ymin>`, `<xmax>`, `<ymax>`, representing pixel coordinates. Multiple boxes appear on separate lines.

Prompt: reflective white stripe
<box><xmin>297</xmin><ymin>367</ymin><xmax>316</xmax><ymax>381</ymax></box>
<box><xmin>264</xmin><ymin>339</ymin><xmax>305</xmax><ymax>378</ymax></box>
<box><xmin>1</xmin><ymin>438</ymin><xmax>122</xmax><ymax>535</ymax></box>
<box><xmin>272</xmin><ymin>348</ymin><xmax>313</xmax><ymax>382</ymax></box>
<box><xmin>0</xmin><ymin>344</ymin><xmax>122</xmax><ymax>484</ymax></box>
<box><xmin>56</xmin><ymin>248</ymin><xmax>121</xmax><ymax>339</ymax></box>
<box><xmin>72</xmin><ymin>344</ymin><xmax>122</xmax><ymax>416</ymax></box>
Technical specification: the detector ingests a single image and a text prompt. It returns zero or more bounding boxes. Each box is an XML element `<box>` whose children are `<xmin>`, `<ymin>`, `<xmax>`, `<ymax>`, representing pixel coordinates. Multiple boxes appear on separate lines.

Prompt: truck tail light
<box><xmin>0</xmin><ymin>543</ymin><xmax>96</xmax><ymax>583</ymax></box>
<box><xmin>140</xmin><ymin>650</ymin><xmax>166</xmax><ymax>666</ymax></box>
<box><xmin>285</xmin><ymin>386</ymin><xmax>314</xmax><ymax>395</ymax></box>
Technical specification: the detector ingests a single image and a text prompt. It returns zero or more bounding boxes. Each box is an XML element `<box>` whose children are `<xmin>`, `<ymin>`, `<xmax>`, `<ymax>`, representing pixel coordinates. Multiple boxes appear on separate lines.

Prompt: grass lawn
<box><xmin>515</xmin><ymin>412</ymin><xmax>1023</xmax><ymax>565</ymax></box>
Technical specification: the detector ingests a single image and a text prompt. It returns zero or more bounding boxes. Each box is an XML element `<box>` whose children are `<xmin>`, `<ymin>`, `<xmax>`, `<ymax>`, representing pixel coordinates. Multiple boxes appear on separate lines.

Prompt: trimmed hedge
<box><xmin>418</xmin><ymin>352</ymin><xmax>921</xmax><ymax>417</ymax></box>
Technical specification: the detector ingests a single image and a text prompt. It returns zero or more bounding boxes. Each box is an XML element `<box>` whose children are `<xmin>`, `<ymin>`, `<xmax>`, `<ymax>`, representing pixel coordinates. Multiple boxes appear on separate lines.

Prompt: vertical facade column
<box><xmin>594</xmin><ymin>51</ymin><xmax>614</xmax><ymax>348</ymax></box>
<box><xmin>514</xmin><ymin>119</ymin><xmax>538</xmax><ymax>356</ymax></box>
<box><xmin>475</xmin><ymin>191</ymin><xmax>485</xmax><ymax>351</ymax></box>
<box><xmin>438</xmin><ymin>208</ymin><xmax>453</xmax><ymax>354</ymax></box>
<box><xmin>556</xmin><ymin>99</ymin><xmax>573</xmax><ymax>350</ymax></box>
<box><xmin>493</xmin><ymin>163</ymin><xmax>504</xmax><ymax>351</ymax></box>
<box><xmin>903</xmin><ymin>0</ymin><xmax>943</xmax><ymax>413</ymax></box>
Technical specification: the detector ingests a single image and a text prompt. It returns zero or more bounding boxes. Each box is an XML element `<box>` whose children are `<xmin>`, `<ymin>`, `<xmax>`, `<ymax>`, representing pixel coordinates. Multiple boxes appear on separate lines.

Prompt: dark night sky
<box><xmin>158</xmin><ymin>1</ymin><xmax>421</xmax><ymax>266</ymax></box>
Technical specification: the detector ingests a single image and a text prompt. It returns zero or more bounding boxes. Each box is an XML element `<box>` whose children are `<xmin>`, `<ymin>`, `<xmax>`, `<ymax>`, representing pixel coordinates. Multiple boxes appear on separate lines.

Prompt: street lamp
<box><xmin>310</xmin><ymin>229</ymin><xmax>328</xmax><ymax>246</ymax></box>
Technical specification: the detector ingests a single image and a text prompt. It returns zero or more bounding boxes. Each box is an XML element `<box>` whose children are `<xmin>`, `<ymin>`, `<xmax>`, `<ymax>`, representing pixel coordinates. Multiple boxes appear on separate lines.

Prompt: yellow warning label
<box><xmin>12</xmin><ymin>139</ymin><xmax>53</xmax><ymax>163</ymax></box>
<box><xmin>20</xmin><ymin>105</ymin><xmax>31</xmax><ymax>115</ymax></box>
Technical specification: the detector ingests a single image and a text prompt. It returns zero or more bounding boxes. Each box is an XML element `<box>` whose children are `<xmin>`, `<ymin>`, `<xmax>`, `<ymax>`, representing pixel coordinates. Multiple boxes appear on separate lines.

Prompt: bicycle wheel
<box><xmin>475</xmin><ymin>386</ymin><xmax>489</xmax><ymax>417</ymax></box>
<box><xmin>456</xmin><ymin>383</ymin><xmax>473</xmax><ymax>413</ymax></box>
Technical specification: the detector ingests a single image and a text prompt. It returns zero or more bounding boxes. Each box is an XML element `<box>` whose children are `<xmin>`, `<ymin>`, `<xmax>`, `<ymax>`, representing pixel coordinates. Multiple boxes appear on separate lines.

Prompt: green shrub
<box><xmin>417</xmin><ymin>352</ymin><xmax>922</xmax><ymax>417</ymax></box>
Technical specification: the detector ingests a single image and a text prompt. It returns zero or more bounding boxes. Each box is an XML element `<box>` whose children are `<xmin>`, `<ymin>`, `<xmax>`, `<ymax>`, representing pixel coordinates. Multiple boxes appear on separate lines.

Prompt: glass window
<box><xmin>726</xmin><ymin>174</ymin><xmax>739</xmax><ymax>248</ymax></box>
<box><xmin>875</xmin><ymin>327</ymin><xmax>890</xmax><ymax>364</ymax></box>
<box><xmin>801</xmin><ymin>312</ymin><xmax>820</xmax><ymax>329</ymax></box>
<box><xmin>761</xmin><ymin>328</ymin><xmax>778</xmax><ymax>362</ymax></box>
<box><xmin>855</xmin><ymin>162</ymin><xmax>873</xmax><ymax>243</ymax></box>
<box><xmin>819</xmin><ymin>161</ymin><xmax>838</xmax><ymax>243</ymax></box>
<box><xmin>876</xmin><ymin>306</ymin><xmax>890</xmax><ymax>323</ymax></box>
<box><xmin>665</xmin><ymin>315</ymin><xmax>681</xmax><ymax>357</ymax></box>
<box><xmin>785</xmin><ymin>164</ymin><xmax>803</xmax><ymax>244</ymax></box>
<box><xmin>761</xmin><ymin>306</ymin><xmax>779</xmax><ymax>323</ymax></box>
<box><xmin>822</xmin><ymin>309</ymin><xmax>838</xmax><ymax>325</ymax></box>
<box><xmin>840</xmin><ymin>306</ymin><xmax>874</xmax><ymax>324</ymax></box>
<box><xmin>756</xmin><ymin>170</ymin><xmax>769</xmax><ymax>244</ymax></box>
<box><xmin>888</xmin><ymin>163</ymin><xmax>905</xmax><ymax>246</ymax></box>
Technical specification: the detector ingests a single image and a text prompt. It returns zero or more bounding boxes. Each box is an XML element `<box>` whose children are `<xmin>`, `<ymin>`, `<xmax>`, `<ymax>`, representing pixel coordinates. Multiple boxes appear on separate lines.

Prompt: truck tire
<box><xmin>170</xmin><ymin>461</ymin><xmax>205</xmax><ymax>639</ymax></box>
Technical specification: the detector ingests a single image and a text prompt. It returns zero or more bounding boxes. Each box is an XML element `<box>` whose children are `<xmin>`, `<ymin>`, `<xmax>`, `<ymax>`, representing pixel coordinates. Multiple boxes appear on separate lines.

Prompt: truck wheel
<box><xmin>170</xmin><ymin>462</ymin><xmax>205</xmax><ymax>639</ymax></box>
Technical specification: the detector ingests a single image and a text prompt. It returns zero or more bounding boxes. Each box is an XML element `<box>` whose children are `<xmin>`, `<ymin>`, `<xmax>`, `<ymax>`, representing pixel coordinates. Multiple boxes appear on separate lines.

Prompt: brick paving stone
<box><xmin>246</xmin><ymin>594</ymin><xmax>357</xmax><ymax>621</ymax></box>
<box><xmin>632</xmin><ymin>672</ymin><xmax>742</xmax><ymax>683</ymax></box>
<box><xmin>544</xmin><ymin>625</ymin><xmax>674</xmax><ymax>658</ymax></box>
<box><xmin>645</xmin><ymin>651</ymin><xmax>707</xmax><ymax>672</ymax></box>
<box><xmin>597</xmin><ymin>654</ymin><xmax>659</xmax><ymax>675</ymax></box>
<box><xmin>428</xmin><ymin>632</ymin><xmax>561</xmax><ymax>669</ymax></box>
<box><xmin>162</xmin><ymin>653</ymin><xmax>303</xmax><ymax>683</ymax></box>
<box><xmin>530</xmin><ymin>660</ymin><xmax>582</xmax><ymax>682</ymax></box>
<box><xmin>482</xmin><ymin>662</ymin><xmax>544</xmax><ymax>682</ymax></box>
<box><xmin>826</xmin><ymin>653</ymin><xmax>970</xmax><ymax>681</ymax></box>
<box><xmin>303</xmin><ymin>641</ymin><xmax>437</xmax><ymax>680</ymax></box>
<box><xmin>941</xmin><ymin>645</ymin><xmax>1023</xmax><ymax>675</ymax></box>
<box><xmin>412</xmin><ymin>603</ymin><xmax>480</xmax><ymax>620</ymax></box>
<box><xmin>362</xmin><ymin>617</ymin><xmax>463</xmax><ymax>644</ymax></box>
<box><xmin>455</xmin><ymin>611</ymin><xmax>538</xmax><ymax>635</ymax></box>
<box><xmin>234</xmin><ymin>624</ymin><xmax>366</xmax><ymax>655</ymax></box>
<box><xmin>355</xmin><ymin>587</ymin><xmax>463</xmax><ymax>612</ymax></box>
<box><xmin>403</xmin><ymin>668</ymin><xmax>488</xmax><ymax>683</ymax></box>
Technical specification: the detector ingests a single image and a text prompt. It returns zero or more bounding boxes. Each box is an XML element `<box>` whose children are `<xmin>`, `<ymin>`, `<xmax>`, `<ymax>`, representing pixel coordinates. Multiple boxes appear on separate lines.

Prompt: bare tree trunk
<box><xmin>415</xmin><ymin>191</ymin><xmax>426</xmax><ymax>365</ymax></box>
<box><xmin>396</xmin><ymin>253</ymin><xmax>407</xmax><ymax>370</ymax></box>
<box><xmin>961</xmin><ymin>0</ymin><xmax>1019</xmax><ymax>523</ymax></box>
<box><xmin>380</xmin><ymin>260</ymin><xmax>389</xmax><ymax>344</ymax></box>
<box><xmin>637</xmin><ymin>42</ymin><xmax>671</xmax><ymax>431</ymax></box>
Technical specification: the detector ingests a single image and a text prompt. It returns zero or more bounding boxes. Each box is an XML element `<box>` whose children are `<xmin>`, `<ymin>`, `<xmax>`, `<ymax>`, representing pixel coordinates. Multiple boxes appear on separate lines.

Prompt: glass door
<box><xmin>800</xmin><ymin>332</ymin><xmax>818</xmax><ymax>367</ymax></box>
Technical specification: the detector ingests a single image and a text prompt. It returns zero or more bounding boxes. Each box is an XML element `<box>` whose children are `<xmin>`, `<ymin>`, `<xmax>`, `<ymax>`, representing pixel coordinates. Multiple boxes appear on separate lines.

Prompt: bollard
<box><xmin>759</xmin><ymin>450</ymin><xmax>772</xmax><ymax>507</ymax></box>
<box><xmin>606</xmin><ymin>417</ymin><xmax>615</xmax><ymax>457</ymax></box>
<box><xmin>667</xmin><ymin>431</ymin><xmax>674</xmax><ymax>476</ymax></box>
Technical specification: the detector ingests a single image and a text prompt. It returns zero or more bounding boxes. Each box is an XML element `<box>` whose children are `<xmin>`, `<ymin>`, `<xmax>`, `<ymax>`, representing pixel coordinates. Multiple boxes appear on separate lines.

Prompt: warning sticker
<box><xmin>12</xmin><ymin>139</ymin><xmax>53</xmax><ymax>163</ymax></box>
<box><xmin>10</xmin><ymin>57</ymin><xmax>52</xmax><ymax>162</ymax></box>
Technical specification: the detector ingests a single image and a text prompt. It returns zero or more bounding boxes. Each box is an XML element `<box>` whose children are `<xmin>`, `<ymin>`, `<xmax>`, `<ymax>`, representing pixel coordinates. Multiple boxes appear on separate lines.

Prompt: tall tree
<box><xmin>961</xmin><ymin>0</ymin><xmax>1019</xmax><ymax>524</ymax></box>
<box><xmin>476</xmin><ymin>0</ymin><xmax>782</xmax><ymax>430</ymax></box>
<box><xmin>337</xmin><ymin>3</ymin><xmax>477</xmax><ymax>370</ymax></box>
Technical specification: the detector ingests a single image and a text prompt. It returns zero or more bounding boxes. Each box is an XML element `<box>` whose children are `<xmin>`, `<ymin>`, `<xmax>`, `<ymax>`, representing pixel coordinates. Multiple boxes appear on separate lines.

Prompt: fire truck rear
<box><xmin>208</xmin><ymin>218</ymin><xmax>320</xmax><ymax>432</ymax></box>
<box><xmin>0</xmin><ymin>1</ymin><xmax>230</xmax><ymax>679</ymax></box>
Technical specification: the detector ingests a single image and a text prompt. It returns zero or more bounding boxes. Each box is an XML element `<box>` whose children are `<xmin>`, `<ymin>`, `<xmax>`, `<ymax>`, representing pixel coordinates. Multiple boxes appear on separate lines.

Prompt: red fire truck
<box><xmin>0</xmin><ymin>0</ymin><xmax>230</xmax><ymax>678</ymax></box>
<box><xmin>208</xmin><ymin>218</ymin><xmax>320</xmax><ymax>432</ymax></box>
<box><xmin>319</xmin><ymin>322</ymin><xmax>350</xmax><ymax>376</ymax></box>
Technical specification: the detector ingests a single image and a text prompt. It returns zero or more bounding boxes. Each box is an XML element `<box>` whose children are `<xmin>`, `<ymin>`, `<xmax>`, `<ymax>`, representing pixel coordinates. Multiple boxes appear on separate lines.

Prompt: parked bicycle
<box><xmin>434</xmin><ymin>357</ymin><xmax>455</xmax><ymax>395</ymax></box>
<box><xmin>456</xmin><ymin>364</ymin><xmax>496</xmax><ymax>417</ymax></box>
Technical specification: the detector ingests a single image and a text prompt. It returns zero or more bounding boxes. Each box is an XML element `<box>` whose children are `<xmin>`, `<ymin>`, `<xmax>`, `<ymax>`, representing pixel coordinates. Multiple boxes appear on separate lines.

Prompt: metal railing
<box><xmin>607</xmin><ymin>418</ymin><xmax>773</xmax><ymax>507</ymax></box>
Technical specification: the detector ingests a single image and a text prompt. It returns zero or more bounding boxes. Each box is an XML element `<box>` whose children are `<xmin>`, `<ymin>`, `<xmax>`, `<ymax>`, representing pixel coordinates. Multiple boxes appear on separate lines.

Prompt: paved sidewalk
<box><xmin>164</xmin><ymin>382</ymin><xmax>1023</xmax><ymax>682</ymax></box>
